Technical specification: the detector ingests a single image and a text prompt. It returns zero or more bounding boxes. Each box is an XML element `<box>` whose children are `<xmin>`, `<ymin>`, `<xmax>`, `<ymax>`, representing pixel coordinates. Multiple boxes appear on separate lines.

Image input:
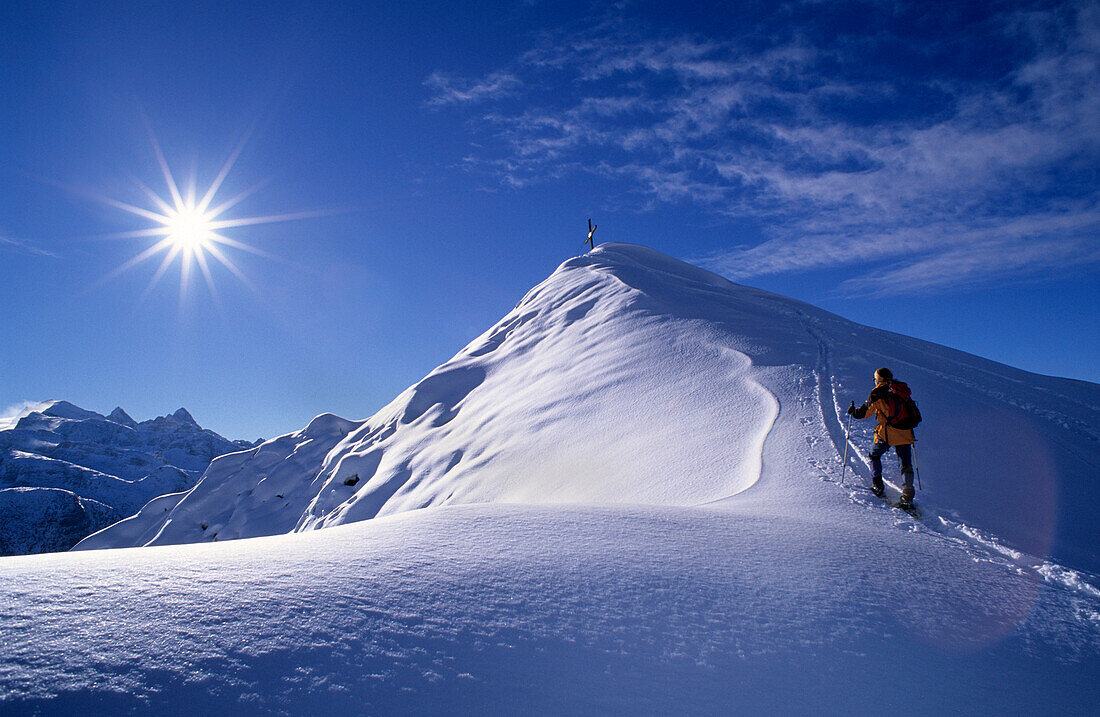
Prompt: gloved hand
<box><xmin>846</xmin><ymin>401</ymin><xmax>857</xmax><ymax>416</ymax></box>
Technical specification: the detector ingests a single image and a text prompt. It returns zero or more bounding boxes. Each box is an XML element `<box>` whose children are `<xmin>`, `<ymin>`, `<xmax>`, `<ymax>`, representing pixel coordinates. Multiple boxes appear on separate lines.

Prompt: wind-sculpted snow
<box><xmin>0</xmin><ymin>402</ymin><xmax>257</xmax><ymax>554</ymax></box>
<box><xmin>81</xmin><ymin>245</ymin><xmax>780</xmax><ymax>547</ymax></box>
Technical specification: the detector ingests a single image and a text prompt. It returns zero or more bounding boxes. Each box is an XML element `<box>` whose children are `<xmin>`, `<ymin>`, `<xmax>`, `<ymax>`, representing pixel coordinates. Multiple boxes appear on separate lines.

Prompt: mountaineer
<box><xmin>847</xmin><ymin>367</ymin><xmax>921</xmax><ymax>508</ymax></box>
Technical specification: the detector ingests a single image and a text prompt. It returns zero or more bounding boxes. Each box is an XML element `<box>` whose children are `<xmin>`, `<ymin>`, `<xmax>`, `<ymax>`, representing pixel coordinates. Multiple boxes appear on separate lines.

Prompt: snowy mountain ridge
<box><xmin>0</xmin><ymin>401</ymin><xmax>258</xmax><ymax>555</ymax></box>
<box><xmin>78</xmin><ymin>244</ymin><xmax>1100</xmax><ymax>578</ymax></box>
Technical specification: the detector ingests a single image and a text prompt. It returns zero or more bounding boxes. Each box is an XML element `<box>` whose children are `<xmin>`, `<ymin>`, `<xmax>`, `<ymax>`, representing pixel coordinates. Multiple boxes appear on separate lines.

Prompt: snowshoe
<box><xmin>891</xmin><ymin>498</ymin><xmax>921</xmax><ymax>518</ymax></box>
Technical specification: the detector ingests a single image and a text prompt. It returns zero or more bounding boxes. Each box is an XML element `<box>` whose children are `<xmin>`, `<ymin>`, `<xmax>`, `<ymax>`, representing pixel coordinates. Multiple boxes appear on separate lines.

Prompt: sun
<box><xmin>163</xmin><ymin>205</ymin><xmax>215</xmax><ymax>253</ymax></box>
<box><xmin>95</xmin><ymin>126</ymin><xmax>321</xmax><ymax>306</ymax></box>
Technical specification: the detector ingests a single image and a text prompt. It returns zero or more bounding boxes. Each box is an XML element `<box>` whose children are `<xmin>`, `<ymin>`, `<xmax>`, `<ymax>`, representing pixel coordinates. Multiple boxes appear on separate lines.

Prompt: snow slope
<box><xmin>0</xmin><ymin>402</ymin><xmax>257</xmax><ymax>554</ymax></box>
<box><xmin>4</xmin><ymin>244</ymin><xmax>1098</xmax><ymax>713</ymax></box>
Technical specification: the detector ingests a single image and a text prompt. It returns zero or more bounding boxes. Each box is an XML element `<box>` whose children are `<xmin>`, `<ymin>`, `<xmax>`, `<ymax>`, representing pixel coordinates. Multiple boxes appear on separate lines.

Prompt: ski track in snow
<box><xmin>840</xmin><ymin>480</ymin><xmax>1100</xmax><ymax>610</ymax></box>
<box><xmin>789</xmin><ymin>310</ymin><xmax>1100</xmax><ymax>609</ymax></box>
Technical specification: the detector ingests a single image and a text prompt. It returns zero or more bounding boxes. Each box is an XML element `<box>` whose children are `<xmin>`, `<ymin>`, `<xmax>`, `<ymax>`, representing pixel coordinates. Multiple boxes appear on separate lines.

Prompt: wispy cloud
<box><xmin>424</xmin><ymin>71</ymin><xmax>522</xmax><ymax>107</ymax></box>
<box><xmin>0</xmin><ymin>235</ymin><xmax>60</xmax><ymax>258</ymax></box>
<box><xmin>426</xmin><ymin>1</ymin><xmax>1100</xmax><ymax>294</ymax></box>
<box><xmin>709</xmin><ymin>208</ymin><xmax>1100</xmax><ymax>296</ymax></box>
<box><xmin>841</xmin><ymin>233</ymin><xmax>1100</xmax><ymax>297</ymax></box>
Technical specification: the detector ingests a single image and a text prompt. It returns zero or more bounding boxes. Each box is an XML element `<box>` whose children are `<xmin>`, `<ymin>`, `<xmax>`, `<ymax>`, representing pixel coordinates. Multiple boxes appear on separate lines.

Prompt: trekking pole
<box><xmin>913</xmin><ymin>442</ymin><xmax>922</xmax><ymax>490</ymax></box>
<box><xmin>839</xmin><ymin>401</ymin><xmax>854</xmax><ymax>487</ymax></box>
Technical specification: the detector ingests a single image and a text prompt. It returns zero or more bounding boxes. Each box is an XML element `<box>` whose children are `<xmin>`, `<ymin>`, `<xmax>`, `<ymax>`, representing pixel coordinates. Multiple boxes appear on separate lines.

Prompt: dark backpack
<box><xmin>884</xmin><ymin>381</ymin><xmax>922</xmax><ymax>430</ymax></box>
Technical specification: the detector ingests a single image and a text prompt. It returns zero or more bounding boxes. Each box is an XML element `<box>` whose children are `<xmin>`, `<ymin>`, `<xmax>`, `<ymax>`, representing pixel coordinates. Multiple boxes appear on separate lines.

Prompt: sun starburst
<box><xmin>96</xmin><ymin>127</ymin><xmax>321</xmax><ymax>307</ymax></box>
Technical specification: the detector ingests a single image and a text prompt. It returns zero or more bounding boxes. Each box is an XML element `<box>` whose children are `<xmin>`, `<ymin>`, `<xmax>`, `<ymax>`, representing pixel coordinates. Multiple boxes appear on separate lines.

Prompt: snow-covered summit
<box><xmin>0</xmin><ymin>401</ymin><xmax>259</xmax><ymax>555</ymax></box>
<box><xmin>78</xmin><ymin>243</ymin><xmax>1100</xmax><ymax>577</ymax></box>
<box><xmin>38</xmin><ymin>400</ymin><xmax>103</xmax><ymax>422</ymax></box>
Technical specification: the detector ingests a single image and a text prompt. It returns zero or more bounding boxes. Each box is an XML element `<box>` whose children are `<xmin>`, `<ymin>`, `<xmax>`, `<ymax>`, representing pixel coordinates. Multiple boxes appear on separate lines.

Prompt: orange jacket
<box><xmin>853</xmin><ymin>383</ymin><xmax>916</xmax><ymax>446</ymax></box>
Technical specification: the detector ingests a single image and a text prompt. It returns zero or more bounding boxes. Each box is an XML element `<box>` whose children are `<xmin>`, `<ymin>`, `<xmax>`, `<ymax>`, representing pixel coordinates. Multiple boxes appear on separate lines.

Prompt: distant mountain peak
<box><xmin>169</xmin><ymin>408</ymin><xmax>199</xmax><ymax>427</ymax></box>
<box><xmin>41</xmin><ymin>401</ymin><xmax>103</xmax><ymax>422</ymax></box>
<box><xmin>106</xmin><ymin>407</ymin><xmax>137</xmax><ymax>428</ymax></box>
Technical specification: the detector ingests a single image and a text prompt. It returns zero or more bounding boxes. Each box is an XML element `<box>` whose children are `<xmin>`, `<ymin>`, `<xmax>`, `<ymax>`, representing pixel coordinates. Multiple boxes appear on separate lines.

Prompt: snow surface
<box><xmin>4</xmin><ymin>244</ymin><xmax>1099</xmax><ymax>713</ymax></box>
<box><xmin>6</xmin><ymin>504</ymin><xmax>1100</xmax><ymax>715</ymax></box>
<box><xmin>0</xmin><ymin>402</ymin><xmax>257</xmax><ymax>554</ymax></box>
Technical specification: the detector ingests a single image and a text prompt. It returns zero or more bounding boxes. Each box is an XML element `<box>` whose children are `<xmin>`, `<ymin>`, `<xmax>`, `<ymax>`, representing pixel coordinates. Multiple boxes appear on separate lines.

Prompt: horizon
<box><xmin>3</xmin><ymin>0</ymin><xmax>1097</xmax><ymax>441</ymax></box>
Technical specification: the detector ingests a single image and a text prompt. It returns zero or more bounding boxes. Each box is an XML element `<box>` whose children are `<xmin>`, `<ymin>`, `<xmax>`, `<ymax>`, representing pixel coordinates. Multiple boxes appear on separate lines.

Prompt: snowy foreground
<box><xmin>3</xmin><ymin>244</ymin><xmax>1098</xmax><ymax>714</ymax></box>
<box><xmin>6</xmin><ymin>504</ymin><xmax>1100</xmax><ymax>714</ymax></box>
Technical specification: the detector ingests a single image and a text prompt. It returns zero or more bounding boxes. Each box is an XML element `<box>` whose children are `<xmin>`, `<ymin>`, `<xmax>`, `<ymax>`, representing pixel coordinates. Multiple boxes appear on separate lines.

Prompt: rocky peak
<box><xmin>168</xmin><ymin>408</ymin><xmax>199</xmax><ymax>428</ymax></box>
<box><xmin>106</xmin><ymin>407</ymin><xmax>138</xmax><ymax>428</ymax></box>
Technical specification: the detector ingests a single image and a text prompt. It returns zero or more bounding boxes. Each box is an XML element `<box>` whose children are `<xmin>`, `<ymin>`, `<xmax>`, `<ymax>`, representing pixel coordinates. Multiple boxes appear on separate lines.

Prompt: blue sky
<box><xmin>2</xmin><ymin>0</ymin><xmax>1097</xmax><ymax>440</ymax></box>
